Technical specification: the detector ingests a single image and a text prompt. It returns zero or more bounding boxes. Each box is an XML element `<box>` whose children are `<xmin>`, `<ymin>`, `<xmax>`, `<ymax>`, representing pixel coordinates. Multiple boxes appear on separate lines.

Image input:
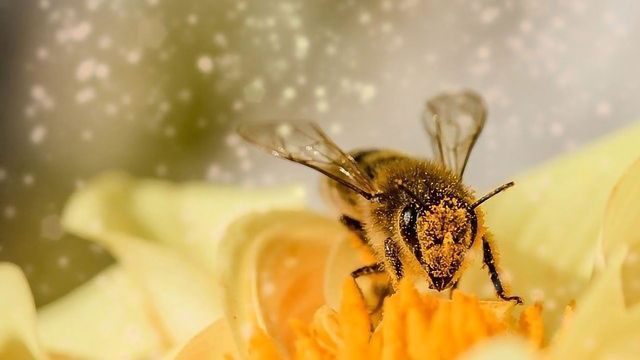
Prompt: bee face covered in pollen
<box><xmin>415</xmin><ymin>197</ymin><xmax>475</xmax><ymax>290</ymax></box>
<box><xmin>390</xmin><ymin>173</ymin><xmax>478</xmax><ymax>291</ymax></box>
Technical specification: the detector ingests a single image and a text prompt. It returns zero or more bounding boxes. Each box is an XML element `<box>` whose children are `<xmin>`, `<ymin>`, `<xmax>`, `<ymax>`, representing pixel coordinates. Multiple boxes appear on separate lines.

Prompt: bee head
<box><xmin>399</xmin><ymin>196</ymin><xmax>475</xmax><ymax>291</ymax></box>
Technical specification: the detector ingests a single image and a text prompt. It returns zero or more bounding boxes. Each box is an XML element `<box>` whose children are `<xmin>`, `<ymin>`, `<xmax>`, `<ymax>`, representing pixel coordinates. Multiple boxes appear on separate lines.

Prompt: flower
<box><xmin>247</xmin><ymin>279</ymin><xmax>546</xmax><ymax>360</ymax></box>
<box><xmin>178</xmin><ymin>122</ymin><xmax>640</xmax><ymax>359</ymax></box>
<box><xmin>1</xmin><ymin>123</ymin><xmax>640</xmax><ymax>359</ymax></box>
<box><xmin>0</xmin><ymin>176</ymin><xmax>307</xmax><ymax>359</ymax></box>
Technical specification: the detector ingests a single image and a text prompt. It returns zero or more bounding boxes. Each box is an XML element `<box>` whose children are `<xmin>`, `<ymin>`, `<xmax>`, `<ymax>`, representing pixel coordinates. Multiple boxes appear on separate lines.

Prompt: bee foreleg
<box><xmin>351</xmin><ymin>262</ymin><xmax>391</xmax><ymax>318</ymax></box>
<box><xmin>351</xmin><ymin>262</ymin><xmax>385</xmax><ymax>279</ymax></box>
<box><xmin>384</xmin><ymin>238</ymin><xmax>404</xmax><ymax>282</ymax></box>
<box><xmin>340</xmin><ymin>215</ymin><xmax>368</xmax><ymax>245</ymax></box>
<box><xmin>482</xmin><ymin>236</ymin><xmax>523</xmax><ymax>304</ymax></box>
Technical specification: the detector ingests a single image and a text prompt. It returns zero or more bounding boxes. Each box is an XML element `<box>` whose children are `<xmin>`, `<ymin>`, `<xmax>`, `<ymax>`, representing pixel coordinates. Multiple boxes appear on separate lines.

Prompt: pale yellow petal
<box><xmin>37</xmin><ymin>265</ymin><xmax>166</xmax><ymax>359</ymax></box>
<box><xmin>601</xmin><ymin>158</ymin><xmax>640</xmax><ymax>254</ymax></box>
<box><xmin>44</xmin><ymin>229</ymin><xmax>220</xmax><ymax>349</ymax></box>
<box><xmin>483</xmin><ymin>122</ymin><xmax>640</xmax><ymax>280</ymax></box>
<box><xmin>460</xmin><ymin>336</ymin><xmax>538</xmax><ymax>360</ymax></box>
<box><xmin>173</xmin><ymin>318</ymin><xmax>239</xmax><ymax>360</ymax></box>
<box><xmin>216</xmin><ymin>210</ymin><xmax>351</xmax><ymax>357</ymax></box>
<box><xmin>546</xmin><ymin>247</ymin><xmax>640</xmax><ymax>360</ymax></box>
<box><xmin>543</xmin><ymin>153</ymin><xmax>640</xmax><ymax>360</ymax></box>
<box><xmin>599</xmin><ymin>158</ymin><xmax>640</xmax><ymax>306</ymax></box>
<box><xmin>62</xmin><ymin>172</ymin><xmax>305</xmax><ymax>274</ymax></box>
<box><xmin>88</xmin><ymin>234</ymin><xmax>220</xmax><ymax>346</ymax></box>
<box><xmin>59</xmin><ymin>172</ymin><xmax>307</xmax><ymax>354</ymax></box>
<box><xmin>458</xmin><ymin>123</ymin><xmax>640</xmax><ymax>331</ymax></box>
<box><xmin>0</xmin><ymin>263</ymin><xmax>48</xmax><ymax>360</ymax></box>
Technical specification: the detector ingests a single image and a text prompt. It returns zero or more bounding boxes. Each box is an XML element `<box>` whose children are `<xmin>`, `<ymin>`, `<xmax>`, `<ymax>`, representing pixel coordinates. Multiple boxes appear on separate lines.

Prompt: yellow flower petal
<box><xmin>62</xmin><ymin>172</ymin><xmax>305</xmax><ymax>274</ymax></box>
<box><xmin>600</xmin><ymin>158</ymin><xmax>640</xmax><ymax>306</ymax></box>
<box><xmin>336</xmin><ymin>279</ymin><xmax>371</xmax><ymax>360</ymax></box>
<box><xmin>601</xmin><ymin>158</ymin><xmax>640</xmax><ymax>254</ymax></box>
<box><xmin>461</xmin><ymin>336</ymin><xmax>537</xmax><ymax>360</ymax></box>
<box><xmin>458</xmin><ymin>123</ymin><xmax>640</xmax><ymax>332</ymax></box>
<box><xmin>546</xmin><ymin>248</ymin><xmax>640</xmax><ymax>359</ymax></box>
<box><xmin>37</xmin><ymin>265</ymin><xmax>166</xmax><ymax>358</ymax></box>
<box><xmin>174</xmin><ymin>319</ymin><xmax>239</xmax><ymax>360</ymax></box>
<box><xmin>59</xmin><ymin>172</ymin><xmax>306</xmax><ymax>356</ymax></box>
<box><xmin>73</xmin><ymin>234</ymin><xmax>219</xmax><ymax>347</ymax></box>
<box><xmin>0</xmin><ymin>263</ymin><xmax>47</xmax><ymax>360</ymax></box>
<box><xmin>250</xmin><ymin>327</ymin><xmax>283</xmax><ymax>360</ymax></box>
<box><xmin>216</xmin><ymin>210</ymin><xmax>352</xmax><ymax>358</ymax></box>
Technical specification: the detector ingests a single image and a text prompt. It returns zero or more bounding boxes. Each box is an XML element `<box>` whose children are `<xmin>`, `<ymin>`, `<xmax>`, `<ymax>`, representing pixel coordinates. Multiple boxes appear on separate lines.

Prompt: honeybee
<box><xmin>238</xmin><ymin>90</ymin><xmax>522</xmax><ymax>304</ymax></box>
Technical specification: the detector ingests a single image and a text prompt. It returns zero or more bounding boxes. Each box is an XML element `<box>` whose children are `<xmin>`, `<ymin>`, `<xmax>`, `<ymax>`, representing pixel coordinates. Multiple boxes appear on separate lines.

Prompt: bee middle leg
<box><xmin>351</xmin><ymin>262</ymin><xmax>385</xmax><ymax>278</ymax></box>
<box><xmin>339</xmin><ymin>215</ymin><xmax>368</xmax><ymax>245</ymax></box>
<box><xmin>341</xmin><ymin>217</ymin><xmax>391</xmax><ymax>315</ymax></box>
<box><xmin>351</xmin><ymin>263</ymin><xmax>389</xmax><ymax>317</ymax></box>
<box><xmin>339</xmin><ymin>219</ymin><xmax>404</xmax><ymax>282</ymax></box>
<box><xmin>340</xmin><ymin>215</ymin><xmax>384</xmax><ymax>280</ymax></box>
<box><xmin>482</xmin><ymin>235</ymin><xmax>523</xmax><ymax>304</ymax></box>
<box><xmin>384</xmin><ymin>237</ymin><xmax>404</xmax><ymax>282</ymax></box>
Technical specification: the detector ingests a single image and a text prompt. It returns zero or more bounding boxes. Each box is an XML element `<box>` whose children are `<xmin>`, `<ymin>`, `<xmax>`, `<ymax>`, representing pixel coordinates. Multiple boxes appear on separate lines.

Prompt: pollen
<box><xmin>419</xmin><ymin>196</ymin><xmax>475</xmax><ymax>248</ymax></box>
<box><xmin>249</xmin><ymin>279</ymin><xmax>545</xmax><ymax>360</ymax></box>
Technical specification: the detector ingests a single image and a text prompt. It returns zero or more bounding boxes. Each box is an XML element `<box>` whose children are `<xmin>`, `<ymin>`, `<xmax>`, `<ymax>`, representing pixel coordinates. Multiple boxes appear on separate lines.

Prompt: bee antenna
<box><xmin>471</xmin><ymin>181</ymin><xmax>515</xmax><ymax>209</ymax></box>
<box><xmin>397</xmin><ymin>182</ymin><xmax>429</xmax><ymax>209</ymax></box>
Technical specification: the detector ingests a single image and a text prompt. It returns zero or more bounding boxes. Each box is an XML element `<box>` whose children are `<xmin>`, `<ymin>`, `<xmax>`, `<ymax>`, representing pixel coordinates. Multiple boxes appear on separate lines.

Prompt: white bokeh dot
<box><xmin>4</xmin><ymin>206</ymin><xmax>16</xmax><ymax>219</ymax></box>
<box><xmin>197</xmin><ymin>55</ymin><xmax>214</xmax><ymax>74</ymax></box>
<box><xmin>23</xmin><ymin>174</ymin><xmax>35</xmax><ymax>186</ymax></box>
<box><xmin>57</xmin><ymin>256</ymin><xmax>70</xmax><ymax>268</ymax></box>
<box><xmin>30</xmin><ymin>125</ymin><xmax>47</xmax><ymax>144</ymax></box>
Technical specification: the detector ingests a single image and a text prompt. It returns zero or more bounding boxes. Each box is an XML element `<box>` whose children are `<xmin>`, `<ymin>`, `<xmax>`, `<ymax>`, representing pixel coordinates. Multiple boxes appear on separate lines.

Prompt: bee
<box><xmin>238</xmin><ymin>90</ymin><xmax>522</xmax><ymax>304</ymax></box>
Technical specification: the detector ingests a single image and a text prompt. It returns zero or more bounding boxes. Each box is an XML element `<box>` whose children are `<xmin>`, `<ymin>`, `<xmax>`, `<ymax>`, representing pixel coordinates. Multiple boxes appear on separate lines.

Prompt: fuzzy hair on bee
<box><xmin>238</xmin><ymin>90</ymin><xmax>523</xmax><ymax>304</ymax></box>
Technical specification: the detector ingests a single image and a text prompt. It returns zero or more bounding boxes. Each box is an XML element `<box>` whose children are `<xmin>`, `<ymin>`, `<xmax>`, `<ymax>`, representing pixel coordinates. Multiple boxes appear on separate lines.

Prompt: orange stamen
<box><xmin>250</xmin><ymin>279</ymin><xmax>546</xmax><ymax>360</ymax></box>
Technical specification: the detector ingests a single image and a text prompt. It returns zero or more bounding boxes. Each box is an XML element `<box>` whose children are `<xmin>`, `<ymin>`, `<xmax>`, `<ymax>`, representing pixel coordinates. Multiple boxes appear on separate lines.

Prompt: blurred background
<box><xmin>1</xmin><ymin>0</ymin><xmax>639</xmax><ymax>307</ymax></box>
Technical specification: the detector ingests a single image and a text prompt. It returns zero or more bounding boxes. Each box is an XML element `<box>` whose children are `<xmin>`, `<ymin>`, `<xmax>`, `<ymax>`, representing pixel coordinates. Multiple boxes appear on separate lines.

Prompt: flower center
<box><xmin>249</xmin><ymin>279</ymin><xmax>544</xmax><ymax>359</ymax></box>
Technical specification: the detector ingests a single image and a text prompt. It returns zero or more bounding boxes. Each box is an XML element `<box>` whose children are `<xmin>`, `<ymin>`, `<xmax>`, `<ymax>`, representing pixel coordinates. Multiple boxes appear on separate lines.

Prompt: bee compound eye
<box><xmin>399</xmin><ymin>205</ymin><xmax>418</xmax><ymax>245</ymax></box>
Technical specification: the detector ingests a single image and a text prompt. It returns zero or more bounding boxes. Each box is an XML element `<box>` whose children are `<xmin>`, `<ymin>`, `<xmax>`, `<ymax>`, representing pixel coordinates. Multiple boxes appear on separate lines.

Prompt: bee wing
<box><xmin>421</xmin><ymin>90</ymin><xmax>487</xmax><ymax>178</ymax></box>
<box><xmin>238</xmin><ymin>121</ymin><xmax>379</xmax><ymax>198</ymax></box>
